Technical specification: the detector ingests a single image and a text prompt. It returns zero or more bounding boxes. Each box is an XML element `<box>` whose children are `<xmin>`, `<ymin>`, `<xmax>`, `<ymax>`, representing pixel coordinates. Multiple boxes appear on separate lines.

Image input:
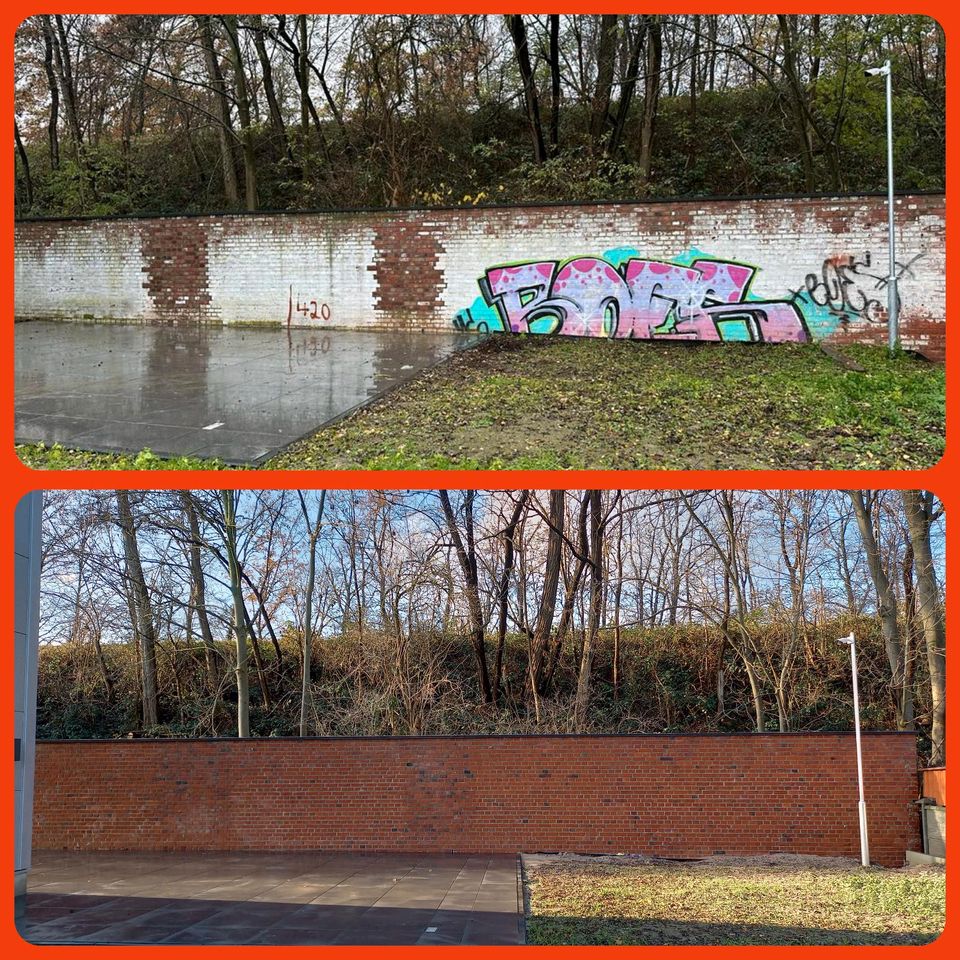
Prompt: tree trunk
<box><xmin>116</xmin><ymin>491</ymin><xmax>158</xmax><ymax>728</ymax></box>
<box><xmin>298</xmin><ymin>15</ymin><xmax>310</xmax><ymax>139</ymax></box>
<box><xmin>849</xmin><ymin>491</ymin><xmax>912</xmax><ymax>728</ymax></box>
<box><xmin>494</xmin><ymin>492</ymin><xmax>529</xmax><ymax>702</ymax></box>
<box><xmin>612</xmin><ymin>517</ymin><xmax>625</xmax><ymax>701</ymax></box>
<box><xmin>544</xmin><ymin>493</ymin><xmax>591</xmax><ymax>693</ymax></box>
<box><xmin>241</xmin><ymin>603</ymin><xmax>272</xmax><ymax>710</ymax></box>
<box><xmin>439</xmin><ymin>490</ymin><xmax>493</xmax><ymax>704</ymax></box>
<box><xmin>46</xmin><ymin>16</ymin><xmax>83</xmax><ymax>147</ymax></box>
<box><xmin>14</xmin><ymin>120</ymin><xmax>33</xmax><ymax>210</ymax></box>
<box><xmin>837</xmin><ymin>514</ymin><xmax>859</xmax><ymax>616</ymax></box>
<box><xmin>250</xmin><ymin>14</ymin><xmax>293</xmax><ymax>165</ymax></box>
<box><xmin>901</xmin><ymin>491</ymin><xmax>945</xmax><ymax>765</ymax></box>
<box><xmin>589</xmin><ymin>15</ymin><xmax>618</xmax><ymax>144</ymax></box>
<box><xmin>690</xmin><ymin>13</ymin><xmax>701</xmax><ymax>165</ymax></box>
<box><xmin>507</xmin><ymin>15</ymin><xmax>547</xmax><ymax>164</ymax></box>
<box><xmin>180</xmin><ymin>492</ymin><xmax>219</xmax><ymax>694</ymax></box>
<box><xmin>902</xmin><ymin>539</ymin><xmax>917</xmax><ymax>728</ymax></box>
<box><xmin>89</xmin><ymin>627</ymin><xmax>114</xmax><ymax>705</ymax></box>
<box><xmin>743</xmin><ymin>654</ymin><xmax>765</xmax><ymax>732</ymax></box>
<box><xmin>638</xmin><ymin>15</ymin><xmax>662</xmax><ymax>184</ymax></box>
<box><xmin>609</xmin><ymin>18</ymin><xmax>647</xmax><ymax>156</ymax></box>
<box><xmin>776</xmin><ymin>15</ymin><xmax>818</xmax><ymax>192</ymax></box>
<box><xmin>41</xmin><ymin>22</ymin><xmax>60</xmax><ymax>168</ymax></box>
<box><xmin>575</xmin><ymin>491</ymin><xmax>603</xmax><ymax>729</ymax></box>
<box><xmin>531</xmin><ymin>491</ymin><xmax>565</xmax><ymax>692</ymax></box>
<box><xmin>548</xmin><ymin>14</ymin><xmax>561</xmax><ymax>153</ymax></box>
<box><xmin>298</xmin><ymin>491</ymin><xmax>327</xmax><ymax>736</ymax></box>
<box><xmin>196</xmin><ymin>15</ymin><xmax>240</xmax><ymax>206</ymax></box>
<box><xmin>221</xmin><ymin>491</ymin><xmax>250</xmax><ymax>737</ymax></box>
<box><xmin>221</xmin><ymin>15</ymin><xmax>258</xmax><ymax>210</ymax></box>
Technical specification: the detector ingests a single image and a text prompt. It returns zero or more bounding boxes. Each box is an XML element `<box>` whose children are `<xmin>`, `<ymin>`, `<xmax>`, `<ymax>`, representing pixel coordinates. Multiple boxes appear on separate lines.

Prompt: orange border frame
<box><xmin>2</xmin><ymin>3</ymin><xmax>955</xmax><ymax>957</ymax></box>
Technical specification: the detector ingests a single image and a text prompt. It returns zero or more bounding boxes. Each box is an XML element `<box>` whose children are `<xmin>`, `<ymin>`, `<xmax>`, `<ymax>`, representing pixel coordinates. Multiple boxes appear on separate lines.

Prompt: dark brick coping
<box><xmin>38</xmin><ymin>730</ymin><xmax>917</xmax><ymax>745</ymax></box>
<box><xmin>15</xmin><ymin>190</ymin><xmax>944</xmax><ymax>225</ymax></box>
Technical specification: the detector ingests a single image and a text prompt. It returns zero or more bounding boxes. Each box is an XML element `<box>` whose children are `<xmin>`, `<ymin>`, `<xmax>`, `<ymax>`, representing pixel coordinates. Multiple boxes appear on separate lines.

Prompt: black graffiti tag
<box><xmin>803</xmin><ymin>251</ymin><xmax>920</xmax><ymax>324</ymax></box>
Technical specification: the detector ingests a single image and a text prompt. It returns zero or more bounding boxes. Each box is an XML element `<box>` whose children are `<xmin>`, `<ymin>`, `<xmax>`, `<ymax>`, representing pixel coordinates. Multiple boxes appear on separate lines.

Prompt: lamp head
<box><xmin>864</xmin><ymin>63</ymin><xmax>890</xmax><ymax>77</ymax></box>
<box><xmin>837</xmin><ymin>633</ymin><xmax>855</xmax><ymax>646</ymax></box>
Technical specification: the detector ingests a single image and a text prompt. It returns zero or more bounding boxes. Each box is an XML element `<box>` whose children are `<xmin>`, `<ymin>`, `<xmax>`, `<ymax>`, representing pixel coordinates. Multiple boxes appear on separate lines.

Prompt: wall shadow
<box><xmin>18</xmin><ymin>891</ymin><xmax>522</xmax><ymax>946</ymax></box>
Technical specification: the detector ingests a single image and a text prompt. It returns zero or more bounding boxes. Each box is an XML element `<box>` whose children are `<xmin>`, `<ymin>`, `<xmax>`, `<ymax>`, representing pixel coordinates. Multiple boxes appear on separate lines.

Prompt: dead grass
<box><xmin>523</xmin><ymin>853</ymin><xmax>945</xmax><ymax>945</ymax></box>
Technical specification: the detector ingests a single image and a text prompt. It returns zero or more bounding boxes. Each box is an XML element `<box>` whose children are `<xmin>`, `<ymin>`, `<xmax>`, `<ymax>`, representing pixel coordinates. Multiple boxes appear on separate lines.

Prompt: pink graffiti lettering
<box><xmin>481</xmin><ymin>261</ymin><xmax>559</xmax><ymax>332</ymax></box>
<box><xmin>477</xmin><ymin>256</ymin><xmax>808</xmax><ymax>343</ymax></box>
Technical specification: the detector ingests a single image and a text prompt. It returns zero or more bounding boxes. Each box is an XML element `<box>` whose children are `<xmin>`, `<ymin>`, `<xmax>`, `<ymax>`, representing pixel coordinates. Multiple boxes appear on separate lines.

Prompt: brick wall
<box><xmin>33</xmin><ymin>734</ymin><xmax>919</xmax><ymax>867</ymax></box>
<box><xmin>14</xmin><ymin>194</ymin><xmax>945</xmax><ymax>358</ymax></box>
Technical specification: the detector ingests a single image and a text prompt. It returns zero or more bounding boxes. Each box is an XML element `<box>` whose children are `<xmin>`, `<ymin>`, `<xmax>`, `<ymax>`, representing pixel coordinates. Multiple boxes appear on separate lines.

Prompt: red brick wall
<box><xmin>371</xmin><ymin>217</ymin><xmax>445</xmax><ymax>326</ymax></box>
<box><xmin>33</xmin><ymin>734</ymin><xmax>919</xmax><ymax>867</ymax></box>
<box><xmin>140</xmin><ymin>218</ymin><xmax>213</xmax><ymax>322</ymax></box>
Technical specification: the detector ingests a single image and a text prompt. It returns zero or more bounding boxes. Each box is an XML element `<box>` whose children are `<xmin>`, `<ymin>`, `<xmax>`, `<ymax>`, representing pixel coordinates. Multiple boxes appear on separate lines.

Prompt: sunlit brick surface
<box><xmin>33</xmin><ymin>733</ymin><xmax>919</xmax><ymax>867</ymax></box>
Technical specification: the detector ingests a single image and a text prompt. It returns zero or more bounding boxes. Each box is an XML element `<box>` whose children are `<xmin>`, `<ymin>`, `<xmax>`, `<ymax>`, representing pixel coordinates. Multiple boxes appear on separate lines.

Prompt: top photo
<box><xmin>13</xmin><ymin>13</ymin><xmax>945</xmax><ymax>471</ymax></box>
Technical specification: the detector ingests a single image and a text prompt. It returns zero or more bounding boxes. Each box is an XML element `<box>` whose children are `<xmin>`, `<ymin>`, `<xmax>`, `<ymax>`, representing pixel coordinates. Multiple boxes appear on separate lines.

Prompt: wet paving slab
<box><xmin>15</xmin><ymin>321</ymin><xmax>481</xmax><ymax>464</ymax></box>
<box><xmin>19</xmin><ymin>851</ymin><xmax>524</xmax><ymax>945</ymax></box>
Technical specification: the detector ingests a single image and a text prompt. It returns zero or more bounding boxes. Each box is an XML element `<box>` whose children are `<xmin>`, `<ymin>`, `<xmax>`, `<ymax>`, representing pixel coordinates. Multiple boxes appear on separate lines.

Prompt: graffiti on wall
<box><xmin>287</xmin><ymin>285</ymin><xmax>331</xmax><ymax>325</ymax></box>
<box><xmin>454</xmin><ymin>250</ymin><xmax>809</xmax><ymax>342</ymax></box>
<box><xmin>453</xmin><ymin>247</ymin><xmax>922</xmax><ymax>343</ymax></box>
<box><xmin>802</xmin><ymin>251</ymin><xmax>922</xmax><ymax>325</ymax></box>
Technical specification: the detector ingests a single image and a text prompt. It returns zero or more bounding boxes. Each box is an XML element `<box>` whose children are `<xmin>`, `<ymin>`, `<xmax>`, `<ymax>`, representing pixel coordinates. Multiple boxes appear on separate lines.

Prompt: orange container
<box><xmin>921</xmin><ymin>767</ymin><xmax>947</xmax><ymax>807</ymax></box>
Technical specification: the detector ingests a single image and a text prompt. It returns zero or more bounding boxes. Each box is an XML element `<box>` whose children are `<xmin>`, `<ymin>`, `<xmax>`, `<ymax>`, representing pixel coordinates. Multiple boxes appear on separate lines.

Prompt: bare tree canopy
<box><xmin>14</xmin><ymin>14</ymin><xmax>944</xmax><ymax>216</ymax></box>
<box><xmin>37</xmin><ymin>489</ymin><xmax>944</xmax><ymax>763</ymax></box>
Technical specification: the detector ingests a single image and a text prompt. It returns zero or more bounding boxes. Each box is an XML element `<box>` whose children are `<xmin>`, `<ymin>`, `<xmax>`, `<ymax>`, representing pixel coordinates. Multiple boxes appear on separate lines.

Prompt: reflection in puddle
<box><xmin>15</xmin><ymin>321</ymin><xmax>481</xmax><ymax>462</ymax></box>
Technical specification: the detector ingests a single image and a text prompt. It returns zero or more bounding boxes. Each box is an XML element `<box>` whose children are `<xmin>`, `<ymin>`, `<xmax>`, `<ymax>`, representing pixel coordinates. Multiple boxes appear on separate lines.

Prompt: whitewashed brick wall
<box><xmin>14</xmin><ymin>194</ymin><xmax>945</xmax><ymax>357</ymax></box>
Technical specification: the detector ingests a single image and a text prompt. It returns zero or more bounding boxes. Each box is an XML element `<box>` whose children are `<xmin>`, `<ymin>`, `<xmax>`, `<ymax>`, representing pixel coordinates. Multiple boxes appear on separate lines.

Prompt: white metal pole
<box><xmin>847</xmin><ymin>632</ymin><xmax>870</xmax><ymax>866</ymax></box>
<box><xmin>883</xmin><ymin>59</ymin><xmax>899</xmax><ymax>353</ymax></box>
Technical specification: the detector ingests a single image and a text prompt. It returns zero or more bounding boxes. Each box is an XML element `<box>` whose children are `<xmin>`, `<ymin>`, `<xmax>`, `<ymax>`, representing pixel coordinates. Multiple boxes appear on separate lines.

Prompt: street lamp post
<box><xmin>865</xmin><ymin>60</ymin><xmax>898</xmax><ymax>353</ymax></box>
<box><xmin>838</xmin><ymin>631</ymin><xmax>870</xmax><ymax>867</ymax></box>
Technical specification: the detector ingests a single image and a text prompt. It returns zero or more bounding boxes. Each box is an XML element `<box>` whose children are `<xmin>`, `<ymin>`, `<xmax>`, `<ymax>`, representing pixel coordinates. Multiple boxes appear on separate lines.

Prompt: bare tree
<box><xmin>638</xmin><ymin>15</ymin><xmax>662</xmax><ymax>184</ymax></box>
<box><xmin>221</xmin><ymin>490</ymin><xmax>249</xmax><ymax>737</ymax></box>
<box><xmin>439</xmin><ymin>490</ymin><xmax>493</xmax><ymax>703</ymax></box>
<box><xmin>682</xmin><ymin>491</ymin><xmax>766</xmax><ymax>731</ymax></box>
<box><xmin>221</xmin><ymin>15</ymin><xmax>258</xmax><ymax>209</ymax></box>
<box><xmin>115</xmin><ymin>490</ymin><xmax>158</xmax><ymax>727</ymax></box>
<box><xmin>493</xmin><ymin>491</ymin><xmax>530</xmax><ymax>702</ymax></box>
<box><xmin>507</xmin><ymin>14</ymin><xmax>547</xmax><ymax>163</ymax></box>
<box><xmin>574</xmin><ymin>490</ymin><xmax>604</xmax><ymax>728</ymax></box>
<box><xmin>849</xmin><ymin>490</ymin><xmax>913</xmax><ymax>728</ymax></box>
<box><xmin>901</xmin><ymin>491</ymin><xmax>945</xmax><ymax>765</ymax></box>
<box><xmin>178</xmin><ymin>491</ymin><xmax>219</xmax><ymax>694</ymax></box>
<box><xmin>297</xmin><ymin>490</ymin><xmax>327</xmax><ymax>736</ymax></box>
<box><xmin>589</xmin><ymin>15</ymin><xmax>618</xmax><ymax>143</ymax></box>
<box><xmin>528</xmin><ymin>490</ymin><xmax>566</xmax><ymax>707</ymax></box>
<box><xmin>196</xmin><ymin>15</ymin><xmax>240</xmax><ymax>205</ymax></box>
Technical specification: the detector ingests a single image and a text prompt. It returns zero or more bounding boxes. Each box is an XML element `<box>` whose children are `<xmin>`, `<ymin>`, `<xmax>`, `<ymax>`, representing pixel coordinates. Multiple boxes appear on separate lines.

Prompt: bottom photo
<box><xmin>14</xmin><ymin>489</ymin><xmax>945</xmax><ymax>946</ymax></box>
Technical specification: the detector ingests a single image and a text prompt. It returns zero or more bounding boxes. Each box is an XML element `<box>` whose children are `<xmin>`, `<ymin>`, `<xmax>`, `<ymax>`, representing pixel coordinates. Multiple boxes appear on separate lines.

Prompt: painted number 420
<box><xmin>287</xmin><ymin>286</ymin><xmax>332</xmax><ymax>324</ymax></box>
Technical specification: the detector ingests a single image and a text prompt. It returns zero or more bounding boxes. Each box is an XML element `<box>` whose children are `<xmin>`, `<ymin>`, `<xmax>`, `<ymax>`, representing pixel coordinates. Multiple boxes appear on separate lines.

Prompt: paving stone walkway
<box><xmin>19</xmin><ymin>851</ymin><xmax>524</xmax><ymax>945</ymax></box>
